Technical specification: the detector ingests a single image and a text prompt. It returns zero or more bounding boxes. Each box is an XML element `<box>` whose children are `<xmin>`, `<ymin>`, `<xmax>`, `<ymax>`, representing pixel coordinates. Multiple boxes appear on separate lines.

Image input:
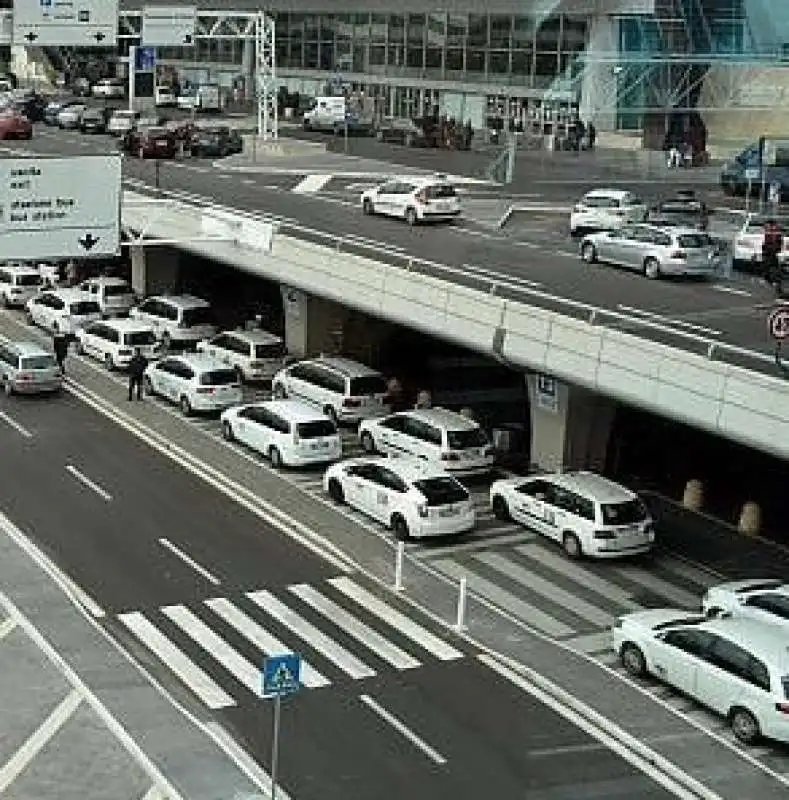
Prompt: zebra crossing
<box><xmin>116</xmin><ymin>575</ymin><xmax>464</xmax><ymax>709</ymax></box>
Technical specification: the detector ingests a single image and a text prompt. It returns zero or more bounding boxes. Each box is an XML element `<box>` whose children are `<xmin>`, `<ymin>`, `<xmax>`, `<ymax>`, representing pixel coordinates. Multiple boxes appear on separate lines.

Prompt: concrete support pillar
<box><xmin>280</xmin><ymin>285</ymin><xmax>350</xmax><ymax>359</ymax></box>
<box><xmin>579</xmin><ymin>13</ymin><xmax>618</xmax><ymax>132</ymax></box>
<box><xmin>242</xmin><ymin>37</ymin><xmax>255</xmax><ymax>100</ymax></box>
<box><xmin>129</xmin><ymin>245</ymin><xmax>181</xmax><ymax>298</ymax></box>
<box><xmin>527</xmin><ymin>374</ymin><xmax>615</xmax><ymax>473</ymax></box>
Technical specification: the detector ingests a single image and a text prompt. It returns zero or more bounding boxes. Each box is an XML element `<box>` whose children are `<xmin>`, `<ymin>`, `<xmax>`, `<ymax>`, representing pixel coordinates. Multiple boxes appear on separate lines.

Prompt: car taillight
<box><xmin>415</xmin><ymin>190</ymin><xmax>427</xmax><ymax>203</ymax></box>
<box><xmin>417</xmin><ymin>504</ymin><xmax>428</xmax><ymax>518</ymax></box>
<box><xmin>196</xmin><ymin>387</ymin><xmax>214</xmax><ymax>394</ymax></box>
<box><xmin>343</xmin><ymin>398</ymin><xmax>361</xmax><ymax>408</ymax></box>
<box><xmin>593</xmin><ymin>530</ymin><xmax>616</xmax><ymax>540</ymax></box>
<box><xmin>441</xmin><ymin>452</ymin><xmax>460</xmax><ymax>462</ymax></box>
<box><xmin>670</xmin><ymin>250</ymin><xmax>687</xmax><ymax>259</ymax></box>
<box><xmin>775</xmin><ymin>702</ymin><xmax>789</xmax><ymax>715</ymax></box>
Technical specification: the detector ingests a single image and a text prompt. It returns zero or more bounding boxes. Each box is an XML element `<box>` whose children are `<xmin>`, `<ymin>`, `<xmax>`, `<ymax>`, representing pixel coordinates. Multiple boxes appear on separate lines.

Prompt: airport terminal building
<box><xmin>128</xmin><ymin>0</ymin><xmax>789</xmax><ymax>141</ymax></box>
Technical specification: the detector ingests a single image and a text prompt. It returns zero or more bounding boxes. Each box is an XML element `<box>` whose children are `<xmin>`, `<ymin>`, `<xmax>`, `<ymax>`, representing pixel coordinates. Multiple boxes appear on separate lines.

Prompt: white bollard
<box><xmin>455</xmin><ymin>576</ymin><xmax>468</xmax><ymax>632</ymax></box>
<box><xmin>394</xmin><ymin>541</ymin><xmax>405</xmax><ymax>592</ymax></box>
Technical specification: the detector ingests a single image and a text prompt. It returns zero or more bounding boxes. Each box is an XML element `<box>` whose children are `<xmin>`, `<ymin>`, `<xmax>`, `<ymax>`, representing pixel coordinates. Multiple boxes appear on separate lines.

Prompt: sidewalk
<box><xmin>644</xmin><ymin>491</ymin><xmax>789</xmax><ymax>578</ymax></box>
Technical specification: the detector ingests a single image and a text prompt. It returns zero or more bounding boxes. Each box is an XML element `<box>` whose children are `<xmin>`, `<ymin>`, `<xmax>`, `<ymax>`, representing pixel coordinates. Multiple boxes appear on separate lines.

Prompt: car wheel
<box><xmin>705</xmin><ymin>606</ymin><xmax>723</xmax><ymax>619</ymax></box>
<box><xmin>562</xmin><ymin>532</ymin><xmax>582</xmax><ymax>559</ymax></box>
<box><xmin>360</xmin><ymin>431</ymin><xmax>376</xmax><ymax>454</ymax></box>
<box><xmin>324</xmin><ymin>405</ymin><xmax>339</xmax><ymax>426</ymax></box>
<box><xmin>362</xmin><ymin>198</ymin><xmax>374</xmax><ymax>215</ymax></box>
<box><xmin>391</xmin><ymin>514</ymin><xmax>410</xmax><ymax>541</ymax></box>
<box><xmin>327</xmin><ymin>478</ymin><xmax>345</xmax><ymax>504</ymax></box>
<box><xmin>179</xmin><ymin>395</ymin><xmax>192</xmax><ymax>416</ymax></box>
<box><xmin>643</xmin><ymin>257</ymin><xmax>661</xmax><ymax>280</ymax></box>
<box><xmin>730</xmin><ymin>707</ymin><xmax>761</xmax><ymax>745</ymax></box>
<box><xmin>104</xmin><ymin>353</ymin><xmax>114</xmax><ymax>371</ymax></box>
<box><xmin>620</xmin><ymin>643</ymin><xmax>647</xmax><ymax>677</ymax></box>
<box><xmin>221</xmin><ymin>420</ymin><xmax>234</xmax><ymax>441</ymax></box>
<box><xmin>143</xmin><ymin>376</ymin><xmax>155</xmax><ymax>396</ymax></box>
<box><xmin>405</xmin><ymin>207</ymin><xmax>418</xmax><ymax>226</ymax></box>
<box><xmin>581</xmin><ymin>242</ymin><xmax>597</xmax><ymax>263</ymax></box>
<box><xmin>234</xmin><ymin>366</ymin><xmax>244</xmax><ymax>384</ymax></box>
<box><xmin>491</xmin><ymin>495</ymin><xmax>510</xmax><ymax>521</ymax></box>
<box><xmin>272</xmin><ymin>382</ymin><xmax>287</xmax><ymax>399</ymax></box>
<box><xmin>269</xmin><ymin>447</ymin><xmax>283</xmax><ymax>468</ymax></box>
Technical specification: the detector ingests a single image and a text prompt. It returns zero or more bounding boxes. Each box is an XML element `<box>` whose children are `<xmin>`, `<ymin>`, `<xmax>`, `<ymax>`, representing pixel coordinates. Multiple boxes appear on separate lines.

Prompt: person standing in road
<box><xmin>127</xmin><ymin>348</ymin><xmax>148</xmax><ymax>401</ymax></box>
<box><xmin>53</xmin><ymin>331</ymin><xmax>69</xmax><ymax>375</ymax></box>
<box><xmin>762</xmin><ymin>219</ymin><xmax>784</xmax><ymax>297</ymax></box>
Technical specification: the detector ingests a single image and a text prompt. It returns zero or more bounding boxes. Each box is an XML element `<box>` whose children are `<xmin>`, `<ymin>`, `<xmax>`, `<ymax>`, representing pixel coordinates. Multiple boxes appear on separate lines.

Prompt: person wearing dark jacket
<box><xmin>53</xmin><ymin>332</ymin><xmax>69</xmax><ymax>374</ymax></box>
<box><xmin>127</xmin><ymin>348</ymin><xmax>148</xmax><ymax>401</ymax></box>
<box><xmin>762</xmin><ymin>220</ymin><xmax>784</xmax><ymax>296</ymax></box>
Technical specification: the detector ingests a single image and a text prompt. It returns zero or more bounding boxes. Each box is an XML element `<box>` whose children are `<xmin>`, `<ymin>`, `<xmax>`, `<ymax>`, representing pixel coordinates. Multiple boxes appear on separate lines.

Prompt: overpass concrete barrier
<box><xmin>121</xmin><ymin>188</ymin><xmax>789</xmax><ymax>462</ymax></box>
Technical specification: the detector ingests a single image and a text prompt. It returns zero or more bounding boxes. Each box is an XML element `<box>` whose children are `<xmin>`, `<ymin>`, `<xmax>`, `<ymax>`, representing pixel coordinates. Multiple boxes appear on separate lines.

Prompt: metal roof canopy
<box><xmin>121</xmin><ymin>196</ymin><xmax>236</xmax><ymax>246</ymax></box>
<box><xmin>118</xmin><ymin>8</ymin><xmax>259</xmax><ymax>39</ymax></box>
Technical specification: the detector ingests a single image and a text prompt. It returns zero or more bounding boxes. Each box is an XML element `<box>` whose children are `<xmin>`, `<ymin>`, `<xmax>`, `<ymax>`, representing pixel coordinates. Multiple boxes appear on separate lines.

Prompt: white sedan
<box><xmin>703</xmin><ymin>579</ymin><xmax>789</xmax><ymax>626</ymax></box>
<box><xmin>26</xmin><ymin>289</ymin><xmax>102</xmax><ymax>335</ymax></box>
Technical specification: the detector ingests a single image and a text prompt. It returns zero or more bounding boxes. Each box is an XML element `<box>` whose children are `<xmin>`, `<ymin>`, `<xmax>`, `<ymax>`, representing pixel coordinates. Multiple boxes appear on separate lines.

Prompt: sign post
<box><xmin>261</xmin><ymin>653</ymin><xmax>302</xmax><ymax>800</ymax></box>
<box><xmin>13</xmin><ymin>0</ymin><xmax>117</xmax><ymax>46</ymax></box>
<box><xmin>0</xmin><ymin>155</ymin><xmax>121</xmax><ymax>260</ymax></box>
<box><xmin>768</xmin><ymin>306</ymin><xmax>789</xmax><ymax>370</ymax></box>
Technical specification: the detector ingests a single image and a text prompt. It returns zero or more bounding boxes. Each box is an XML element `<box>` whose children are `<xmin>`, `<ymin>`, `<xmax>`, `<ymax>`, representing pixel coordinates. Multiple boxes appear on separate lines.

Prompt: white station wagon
<box><xmin>76</xmin><ymin>318</ymin><xmax>160</xmax><ymax>370</ymax></box>
<box><xmin>361</xmin><ymin>176</ymin><xmax>461</xmax><ymax>226</ymax></box>
<box><xmin>25</xmin><ymin>289</ymin><xmax>102</xmax><ymax>335</ymax></box>
<box><xmin>323</xmin><ymin>456</ymin><xmax>476</xmax><ymax>541</ymax></box>
<box><xmin>703</xmin><ymin>579</ymin><xmax>789</xmax><ymax>628</ymax></box>
<box><xmin>196</xmin><ymin>328</ymin><xmax>286</xmax><ymax>383</ymax></box>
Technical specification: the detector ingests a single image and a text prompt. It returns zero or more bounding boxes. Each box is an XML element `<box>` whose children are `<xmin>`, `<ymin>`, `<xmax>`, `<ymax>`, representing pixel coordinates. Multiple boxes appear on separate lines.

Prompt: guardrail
<box><xmin>123</xmin><ymin>178</ymin><xmax>784</xmax><ymax>382</ymax></box>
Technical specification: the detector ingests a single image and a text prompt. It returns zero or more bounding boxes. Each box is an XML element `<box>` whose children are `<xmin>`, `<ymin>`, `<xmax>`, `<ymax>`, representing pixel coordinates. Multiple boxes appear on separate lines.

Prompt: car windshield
<box><xmin>601</xmin><ymin>498</ymin><xmax>649</xmax><ymax>525</ymax></box>
<box><xmin>20</xmin><ymin>355</ymin><xmax>56</xmax><ymax>370</ymax></box>
<box><xmin>413</xmin><ymin>476</ymin><xmax>469</xmax><ymax>506</ymax></box>
<box><xmin>296</xmin><ymin>420</ymin><xmax>337</xmax><ymax>438</ymax></box>
<box><xmin>253</xmin><ymin>342</ymin><xmax>285</xmax><ymax>359</ymax></box>
<box><xmin>677</xmin><ymin>234</ymin><xmax>711</xmax><ymax>248</ymax></box>
<box><xmin>447</xmin><ymin>427</ymin><xmax>488</xmax><ymax>449</ymax></box>
<box><xmin>182</xmin><ymin>307</ymin><xmax>213</xmax><ymax>326</ymax></box>
<box><xmin>70</xmin><ymin>301</ymin><xmax>100</xmax><ymax>315</ymax></box>
<box><xmin>104</xmin><ymin>284</ymin><xmax>131</xmax><ymax>296</ymax></box>
<box><xmin>124</xmin><ymin>331</ymin><xmax>155</xmax><ymax>346</ymax></box>
<box><xmin>349</xmin><ymin>375</ymin><xmax>387</xmax><ymax>396</ymax></box>
<box><xmin>17</xmin><ymin>274</ymin><xmax>41</xmax><ymax>286</ymax></box>
<box><xmin>200</xmin><ymin>369</ymin><xmax>237</xmax><ymax>386</ymax></box>
<box><xmin>425</xmin><ymin>185</ymin><xmax>457</xmax><ymax>199</ymax></box>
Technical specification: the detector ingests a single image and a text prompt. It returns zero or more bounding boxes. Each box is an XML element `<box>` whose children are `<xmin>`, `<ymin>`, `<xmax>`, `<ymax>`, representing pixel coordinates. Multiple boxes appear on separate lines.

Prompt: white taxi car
<box><xmin>220</xmin><ymin>400</ymin><xmax>341</xmax><ymax>468</ymax></box>
<box><xmin>703</xmin><ymin>579</ymin><xmax>789</xmax><ymax>627</ymax></box>
<box><xmin>323</xmin><ymin>456</ymin><xmax>476</xmax><ymax>540</ymax></box>
<box><xmin>612</xmin><ymin>610</ymin><xmax>789</xmax><ymax>745</ymax></box>
<box><xmin>569</xmin><ymin>189</ymin><xmax>647</xmax><ymax>237</ymax></box>
<box><xmin>358</xmin><ymin>407</ymin><xmax>495</xmax><ymax>475</ymax></box>
<box><xmin>143</xmin><ymin>353</ymin><xmax>242</xmax><ymax>415</ymax></box>
<box><xmin>0</xmin><ymin>264</ymin><xmax>42</xmax><ymax>308</ymax></box>
<box><xmin>25</xmin><ymin>289</ymin><xmax>102</xmax><ymax>335</ymax></box>
<box><xmin>76</xmin><ymin>319</ymin><xmax>160</xmax><ymax>370</ymax></box>
<box><xmin>489</xmin><ymin>471</ymin><xmax>654</xmax><ymax>559</ymax></box>
<box><xmin>196</xmin><ymin>328</ymin><xmax>285</xmax><ymax>382</ymax></box>
<box><xmin>361</xmin><ymin>176</ymin><xmax>461</xmax><ymax>226</ymax></box>
<box><xmin>78</xmin><ymin>276</ymin><xmax>136</xmax><ymax>317</ymax></box>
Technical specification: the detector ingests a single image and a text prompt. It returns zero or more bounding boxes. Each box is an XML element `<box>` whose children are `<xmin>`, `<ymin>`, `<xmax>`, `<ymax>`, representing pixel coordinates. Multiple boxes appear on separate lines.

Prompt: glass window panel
<box><xmin>511</xmin><ymin>50</ymin><xmax>532</xmax><ymax>75</ymax></box>
<box><xmin>320</xmin><ymin>14</ymin><xmax>335</xmax><ymax>43</ymax></box>
<box><xmin>276</xmin><ymin>40</ymin><xmax>288</xmax><ymax>65</ymax></box>
<box><xmin>304</xmin><ymin>14</ymin><xmax>319</xmax><ymax>40</ymax></box>
<box><xmin>447</xmin><ymin>14</ymin><xmax>467</xmax><ymax>47</ymax></box>
<box><xmin>354</xmin><ymin>13</ymin><xmax>369</xmax><ymax>38</ymax></box>
<box><xmin>535</xmin><ymin>52</ymin><xmax>558</xmax><ymax>76</ymax></box>
<box><xmin>425</xmin><ymin>46</ymin><xmax>443</xmax><ymax>70</ymax></box>
<box><xmin>371</xmin><ymin>14</ymin><xmax>388</xmax><ymax>43</ymax></box>
<box><xmin>304</xmin><ymin>43</ymin><xmax>318</xmax><ymax>68</ymax></box>
<box><xmin>319</xmin><ymin>42</ymin><xmax>334</xmax><ymax>69</ymax></box>
<box><xmin>336</xmin><ymin>14</ymin><xmax>352</xmax><ymax>40</ymax></box>
<box><xmin>536</xmin><ymin>17</ymin><xmax>560</xmax><ymax>49</ymax></box>
<box><xmin>407</xmin><ymin>14</ymin><xmax>425</xmax><ymax>45</ymax></box>
<box><xmin>445</xmin><ymin>48</ymin><xmax>464</xmax><ymax>71</ymax></box>
<box><xmin>388</xmin><ymin>45</ymin><xmax>404</xmax><ymax>66</ymax></box>
<box><xmin>369</xmin><ymin>45</ymin><xmax>386</xmax><ymax>65</ymax></box>
<box><xmin>468</xmin><ymin>14</ymin><xmax>488</xmax><ymax>47</ymax></box>
<box><xmin>407</xmin><ymin>46</ymin><xmax>424</xmax><ymax>68</ymax></box>
<box><xmin>513</xmin><ymin>16</ymin><xmax>534</xmax><ymax>49</ymax></box>
<box><xmin>488</xmin><ymin>50</ymin><xmax>510</xmax><ymax>74</ymax></box>
<box><xmin>427</xmin><ymin>13</ymin><xmax>446</xmax><ymax>47</ymax></box>
<box><xmin>288</xmin><ymin>41</ymin><xmax>303</xmax><ymax>67</ymax></box>
<box><xmin>389</xmin><ymin>14</ymin><xmax>405</xmax><ymax>43</ymax></box>
<box><xmin>275</xmin><ymin>13</ymin><xmax>288</xmax><ymax>39</ymax></box>
<box><xmin>490</xmin><ymin>15</ymin><xmax>512</xmax><ymax>49</ymax></box>
<box><xmin>561</xmin><ymin>16</ymin><xmax>587</xmax><ymax>50</ymax></box>
<box><xmin>288</xmin><ymin>14</ymin><xmax>304</xmax><ymax>41</ymax></box>
<box><xmin>467</xmin><ymin>49</ymin><xmax>485</xmax><ymax>72</ymax></box>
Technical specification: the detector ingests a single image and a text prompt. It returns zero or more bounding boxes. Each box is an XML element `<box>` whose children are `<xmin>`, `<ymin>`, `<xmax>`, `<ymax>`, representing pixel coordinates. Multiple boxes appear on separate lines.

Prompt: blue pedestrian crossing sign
<box><xmin>262</xmin><ymin>653</ymin><xmax>302</xmax><ymax>698</ymax></box>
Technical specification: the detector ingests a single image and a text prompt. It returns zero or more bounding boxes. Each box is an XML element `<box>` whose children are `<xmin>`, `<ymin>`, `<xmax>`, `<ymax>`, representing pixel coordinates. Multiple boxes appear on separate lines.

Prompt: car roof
<box><xmin>95</xmin><ymin>317</ymin><xmax>153</xmax><ymax>332</ymax></box>
<box><xmin>344</xmin><ymin>455</ymin><xmax>452</xmax><ymax>482</ymax></box>
<box><xmin>148</xmin><ymin>294</ymin><xmax>209</xmax><ymax>308</ymax></box>
<box><xmin>310</xmin><ymin>355</ymin><xmax>381</xmax><ymax>378</ymax></box>
<box><xmin>165</xmin><ymin>353</ymin><xmax>231</xmax><ymax>370</ymax></box>
<box><xmin>538</xmin><ymin>471</ymin><xmax>637</xmax><ymax>503</ymax></box>
<box><xmin>247</xmin><ymin>399</ymin><xmax>332</xmax><ymax>422</ymax></box>
<box><xmin>1</xmin><ymin>339</ymin><xmax>51</xmax><ymax>355</ymax></box>
<box><xmin>84</xmin><ymin>276</ymin><xmax>129</xmax><ymax>286</ymax></box>
<box><xmin>217</xmin><ymin>328</ymin><xmax>282</xmax><ymax>344</ymax></box>
<box><xmin>398</xmin><ymin>407</ymin><xmax>479</xmax><ymax>430</ymax></box>
<box><xmin>44</xmin><ymin>287</ymin><xmax>93</xmax><ymax>300</ymax></box>
<box><xmin>1</xmin><ymin>264</ymin><xmax>39</xmax><ymax>274</ymax></box>
<box><xmin>582</xmin><ymin>188</ymin><xmax>635</xmax><ymax>200</ymax></box>
<box><xmin>634</xmin><ymin>223</ymin><xmax>708</xmax><ymax>236</ymax></box>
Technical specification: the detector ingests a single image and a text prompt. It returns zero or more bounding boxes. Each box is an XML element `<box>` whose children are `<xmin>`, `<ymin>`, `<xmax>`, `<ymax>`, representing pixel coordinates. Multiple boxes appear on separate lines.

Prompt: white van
<box><xmin>0</xmin><ymin>264</ymin><xmax>42</xmax><ymax>308</ymax></box>
<box><xmin>613</xmin><ymin>611</ymin><xmax>789</xmax><ymax>745</ymax></box>
<box><xmin>78</xmin><ymin>276</ymin><xmax>136</xmax><ymax>317</ymax></box>
<box><xmin>302</xmin><ymin>96</ymin><xmax>346</xmax><ymax>132</ymax></box>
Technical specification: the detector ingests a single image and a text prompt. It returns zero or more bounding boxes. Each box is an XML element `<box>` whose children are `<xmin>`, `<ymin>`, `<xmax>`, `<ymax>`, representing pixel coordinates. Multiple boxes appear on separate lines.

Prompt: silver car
<box><xmin>580</xmin><ymin>223</ymin><xmax>720</xmax><ymax>279</ymax></box>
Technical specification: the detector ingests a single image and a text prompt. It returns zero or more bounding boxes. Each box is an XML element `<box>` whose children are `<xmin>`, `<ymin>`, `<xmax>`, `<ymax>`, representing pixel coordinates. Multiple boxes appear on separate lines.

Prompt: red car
<box><xmin>0</xmin><ymin>111</ymin><xmax>32</xmax><ymax>139</ymax></box>
<box><xmin>123</xmin><ymin>126</ymin><xmax>176</xmax><ymax>159</ymax></box>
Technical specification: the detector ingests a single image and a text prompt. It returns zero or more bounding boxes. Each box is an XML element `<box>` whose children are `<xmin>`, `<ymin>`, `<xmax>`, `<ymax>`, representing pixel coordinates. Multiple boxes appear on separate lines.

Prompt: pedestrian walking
<box><xmin>762</xmin><ymin>219</ymin><xmax>784</xmax><ymax>297</ymax></box>
<box><xmin>53</xmin><ymin>331</ymin><xmax>69</xmax><ymax>374</ymax></box>
<box><xmin>127</xmin><ymin>348</ymin><xmax>148</xmax><ymax>401</ymax></box>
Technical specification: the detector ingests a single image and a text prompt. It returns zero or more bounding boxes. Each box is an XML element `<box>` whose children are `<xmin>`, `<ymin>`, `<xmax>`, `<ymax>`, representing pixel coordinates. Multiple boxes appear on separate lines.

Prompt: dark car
<box><xmin>11</xmin><ymin>92</ymin><xmax>48</xmax><ymax>122</ymax></box>
<box><xmin>375</xmin><ymin>117</ymin><xmax>429</xmax><ymax>147</ymax></box>
<box><xmin>79</xmin><ymin>108</ymin><xmax>106</xmax><ymax>134</ymax></box>
<box><xmin>122</xmin><ymin>126</ymin><xmax>177</xmax><ymax>159</ymax></box>
<box><xmin>646</xmin><ymin>191</ymin><xmax>709</xmax><ymax>230</ymax></box>
<box><xmin>190</xmin><ymin>125</ymin><xmax>242</xmax><ymax>157</ymax></box>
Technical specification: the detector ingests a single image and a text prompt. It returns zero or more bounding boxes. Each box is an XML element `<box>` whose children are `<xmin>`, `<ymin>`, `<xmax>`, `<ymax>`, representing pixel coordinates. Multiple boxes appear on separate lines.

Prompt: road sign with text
<box><xmin>142</xmin><ymin>5</ymin><xmax>196</xmax><ymax>46</ymax></box>
<box><xmin>0</xmin><ymin>155</ymin><xmax>122</xmax><ymax>260</ymax></box>
<box><xmin>768</xmin><ymin>306</ymin><xmax>789</xmax><ymax>341</ymax></box>
<box><xmin>262</xmin><ymin>654</ymin><xmax>302</xmax><ymax>698</ymax></box>
<box><xmin>13</xmin><ymin>0</ymin><xmax>118</xmax><ymax>46</ymax></box>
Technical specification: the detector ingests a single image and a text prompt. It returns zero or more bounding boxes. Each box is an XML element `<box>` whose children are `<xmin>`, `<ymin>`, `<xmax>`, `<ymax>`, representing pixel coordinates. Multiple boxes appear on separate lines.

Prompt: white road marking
<box><xmin>0</xmin><ymin>689</ymin><xmax>82</xmax><ymax>792</ymax></box>
<box><xmin>432</xmin><ymin>558</ymin><xmax>574</xmax><ymax>637</ymax></box>
<box><xmin>140</xmin><ymin>786</ymin><xmax>167</xmax><ymax>800</ymax></box>
<box><xmin>0</xmin><ymin>617</ymin><xmax>17</xmax><ymax>639</ymax></box>
<box><xmin>711</xmin><ymin>284</ymin><xmax>752</xmax><ymax>297</ymax></box>
<box><xmin>0</xmin><ymin>410</ymin><xmax>32</xmax><ymax>438</ymax></box>
<box><xmin>529</xmin><ymin>741</ymin><xmax>608</xmax><ymax>757</ymax></box>
<box><xmin>158</xmin><ymin>538</ymin><xmax>221</xmax><ymax>586</ymax></box>
<box><xmin>204</xmin><ymin>597</ymin><xmax>330</xmax><ymax>689</ymax></box>
<box><xmin>292</xmin><ymin>174</ymin><xmax>334</xmax><ymax>194</ymax></box>
<box><xmin>289</xmin><ymin>583</ymin><xmax>421</xmax><ymax>670</ymax></box>
<box><xmin>614</xmin><ymin>566</ymin><xmax>701</xmax><ymax>609</ymax></box>
<box><xmin>400</xmin><ymin>532</ymin><xmax>537</xmax><ymax>560</ymax></box>
<box><xmin>328</xmin><ymin>577</ymin><xmax>463</xmax><ymax>661</ymax></box>
<box><xmin>617</xmin><ymin>304</ymin><xmax>723</xmax><ymax>337</ymax></box>
<box><xmin>562</xmin><ymin>630</ymin><xmax>614</xmax><ymax>655</ymax></box>
<box><xmin>118</xmin><ymin>611</ymin><xmax>235</xmax><ymax>709</ymax></box>
<box><xmin>247</xmin><ymin>589</ymin><xmax>375</xmax><ymax>679</ymax></box>
<box><xmin>242</xmin><ymin>178</ymin><xmax>256</xmax><ymax>185</ymax></box>
<box><xmin>474</xmin><ymin>552</ymin><xmax>615</xmax><ymax>628</ymax></box>
<box><xmin>461</xmin><ymin>262</ymin><xmax>542</xmax><ymax>288</ymax></box>
<box><xmin>65</xmin><ymin>464</ymin><xmax>113</xmax><ymax>502</ymax></box>
<box><xmin>359</xmin><ymin>694</ymin><xmax>447</xmax><ymax>765</ymax></box>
